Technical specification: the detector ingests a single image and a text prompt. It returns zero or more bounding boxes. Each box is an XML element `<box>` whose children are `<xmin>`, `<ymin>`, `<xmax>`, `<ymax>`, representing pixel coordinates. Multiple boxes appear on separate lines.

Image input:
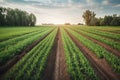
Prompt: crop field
<box><xmin>0</xmin><ymin>26</ymin><xmax>120</xmax><ymax>80</ymax></box>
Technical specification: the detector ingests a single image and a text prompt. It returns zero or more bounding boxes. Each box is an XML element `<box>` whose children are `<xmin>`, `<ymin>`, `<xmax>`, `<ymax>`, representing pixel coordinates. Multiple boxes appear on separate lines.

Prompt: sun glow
<box><xmin>36</xmin><ymin>15</ymin><xmax>70</xmax><ymax>25</ymax></box>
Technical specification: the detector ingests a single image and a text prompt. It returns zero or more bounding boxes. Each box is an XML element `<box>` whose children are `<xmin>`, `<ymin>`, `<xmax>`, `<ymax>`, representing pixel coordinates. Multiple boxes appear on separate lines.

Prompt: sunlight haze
<box><xmin>0</xmin><ymin>0</ymin><xmax>120</xmax><ymax>25</ymax></box>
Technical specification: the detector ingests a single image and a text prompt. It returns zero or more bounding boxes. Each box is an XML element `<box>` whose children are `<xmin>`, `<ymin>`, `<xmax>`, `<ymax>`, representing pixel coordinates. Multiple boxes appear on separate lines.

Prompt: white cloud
<box><xmin>86</xmin><ymin>0</ymin><xmax>92</xmax><ymax>3</ymax></box>
<box><xmin>0</xmin><ymin>2</ymin><xmax>84</xmax><ymax>24</ymax></box>
<box><xmin>102</xmin><ymin>0</ymin><xmax>110</xmax><ymax>5</ymax></box>
<box><xmin>113</xmin><ymin>4</ymin><xmax>120</xmax><ymax>8</ymax></box>
<box><xmin>0</xmin><ymin>0</ymin><xmax>104</xmax><ymax>25</ymax></box>
<box><xmin>0</xmin><ymin>0</ymin><xmax>3</xmax><ymax>2</ymax></box>
<box><xmin>0</xmin><ymin>0</ymin><xmax>119</xmax><ymax>25</ymax></box>
<box><xmin>86</xmin><ymin>0</ymin><xmax>96</xmax><ymax>5</ymax></box>
<box><xmin>68</xmin><ymin>0</ymin><xmax>73</xmax><ymax>6</ymax></box>
<box><xmin>24</xmin><ymin>0</ymin><xmax>37</xmax><ymax>1</ymax></box>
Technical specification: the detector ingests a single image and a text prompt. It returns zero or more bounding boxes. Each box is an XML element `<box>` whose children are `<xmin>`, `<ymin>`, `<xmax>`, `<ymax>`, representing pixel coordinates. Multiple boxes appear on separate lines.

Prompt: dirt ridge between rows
<box><xmin>0</xmin><ymin>29</ymin><xmax>54</xmax><ymax>79</ymax></box>
<box><xmin>54</xmin><ymin>27</ymin><xmax>70</xmax><ymax>80</ymax></box>
<box><xmin>65</xmin><ymin>28</ymin><xmax>120</xmax><ymax>80</ymax></box>
<box><xmin>42</xmin><ymin>27</ymin><xmax>70</xmax><ymax>80</ymax></box>
<box><xmin>73</xmin><ymin>29</ymin><xmax>120</xmax><ymax>57</ymax></box>
<box><xmin>41</xmin><ymin>28</ymin><xmax>58</xmax><ymax>80</ymax></box>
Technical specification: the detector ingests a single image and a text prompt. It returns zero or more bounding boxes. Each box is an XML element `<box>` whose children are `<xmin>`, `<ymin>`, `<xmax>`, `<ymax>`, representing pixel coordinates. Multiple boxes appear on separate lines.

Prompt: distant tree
<box><xmin>99</xmin><ymin>14</ymin><xmax>120</xmax><ymax>26</ymax></box>
<box><xmin>95</xmin><ymin>17</ymin><xmax>104</xmax><ymax>26</ymax></box>
<box><xmin>77</xmin><ymin>23</ymin><xmax>83</xmax><ymax>25</ymax></box>
<box><xmin>89</xmin><ymin>16</ymin><xmax>96</xmax><ymax>26</ymax></box>
<box><xmin>29</xmin><ymin>13</ymin><xmax>36</xmax><ymax>26</ymax></box>
<box><xmin>110</xmin><ymin>14</ymin><xmax>120</xmax><ymax>26</ymax></box>
<box><xmin>0</xmin><ymin>7</ymin><xmax>36</xmax><ymax>27</ymax></box>
<box><xmin>0</xmin><ymin>7</ymin><xmax>6</xmax><ymax>26</ymax></box>
<box><xmin>103</xmin><ymin>15</ymin><xmax>113</xmax><ymax>26</ymax></box>
<box><xmin>82</xmin><ymin>10</ymin><xmax>96</xmax><ymax>26</ymax></box>
<box><xmin>82</xmin><ymin>10</ymin><xmax>120</xmax><ymax>26</ymax></box>
<box><xmin>64</xmin><ymin>23</ymin><xmax>71</xmax><ymax>25</ymax></box>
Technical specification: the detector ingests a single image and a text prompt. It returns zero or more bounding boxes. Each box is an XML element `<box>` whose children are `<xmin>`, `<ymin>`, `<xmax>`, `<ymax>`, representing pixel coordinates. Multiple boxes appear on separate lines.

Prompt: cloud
<box><xmin>3</xmin><ymin>0</ymin><xmax>100</xmax><ymax>9</ymax></box>
<box><xmin>102</xmin><ymin>0</ymin><xmax>120</xmax><ymax>6</ymax></box>
<box><xmin>0</xmin><ymin>0</ymin><xmax>3</xmax><ymax>2</ymax></box>
<box><xmin>109</xmin><ymin>0</ymin><xmax>120</xmax><ymax>5</ymax></box>
<box><xmin>113</xmin><ymin>4</ymin><xmax>120</xmax><ymax>8</ymax></box>
<box><xmin>102</xmin><ymin>0</ymin><xmax>110</xmax><ymax>5</ymax></box>
<box><xmin>0</xmin><ymin>2</ymin><xmax>84</xmax><ymax>24</ymax></box>
<box><xmin>0</xmin><ymin>0</ymin><xmax>120</xmax><ymax>24</ymax></box>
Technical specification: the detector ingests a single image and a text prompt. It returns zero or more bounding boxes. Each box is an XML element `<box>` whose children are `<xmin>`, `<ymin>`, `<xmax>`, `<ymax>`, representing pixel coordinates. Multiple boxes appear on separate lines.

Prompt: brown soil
<box><xmin>54</xmin><ymin>27</ymin><xmax>70</xmax><ymax>80</ymax></box>
<box><xmin>65</xmin><ymin>28</ymin><xmax>120</xmax><ymax>80</ymax></box>
<box><xmin>0</xmin><ymin>29</ymin><xmax>54</xmax><ymax>79</ymax></box>
<box><xmin>42</xmin><ymin>27</ymin><xmax>70</xmax><ymax>80</ymax></box>
<box><xmin>74</xmin><ymin>30</ymin><xmax>120</xmax><ymax>58</ymax></box>
<box><xmin>41</xmin><ymin>28</ymin><xmax>58</xmax><ymax>80</ymax></box>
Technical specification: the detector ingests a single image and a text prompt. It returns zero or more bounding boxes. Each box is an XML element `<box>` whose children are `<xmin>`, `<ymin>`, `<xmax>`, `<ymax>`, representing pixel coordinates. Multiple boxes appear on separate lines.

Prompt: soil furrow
<box><xmin>73</xmin><ymin>29</ymin><xmax>120</xmax><ymax>57</ymax></box>
<box><xmin>42</xmin><ymin>28</ymin><xmax>58</xmax><ymax>80</ymax></box>
<box><xmin>0</xmin><ymin>29</ymin><xmax>54</xmax><ymax>78</ymax></box>
<box><xmin>42</xmin><ymin>27</ymin><xmax>70</xmax><ymax>80</ymax></box>
<box><xmin>54</xmin><ymin>27</ymin><xmax>70</xmax><ymax>80</ymax></box>
<box><xmin>65</xmin><ymin>29</ymin><xmax>120</xmax><ymax>80</ymax></box>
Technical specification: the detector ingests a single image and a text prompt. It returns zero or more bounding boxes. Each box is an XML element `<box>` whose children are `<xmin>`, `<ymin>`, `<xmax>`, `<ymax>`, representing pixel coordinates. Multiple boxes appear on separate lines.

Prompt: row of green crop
<box><xmin>72</xmin><ymin>26</ymin><xmax>120</xmax><ymax>40</ymax></box>
<box><xmin>92</xmin><ymin>28</ymin><xmax>120</xmax><ymax>34</ymax></box>
<box><xmin>0</xmin><ymin>27</ymin><xmax>54</xmax><ymax>66</ymax></box>
<box><xmin>84</xmin><ymin>26</ymin><xmax>120</xmax><ymax>31</ymax></box>
<box><xmin>87</xmin><ymin>27</ymin><xmax>120</xmax><ymax>34</ymax></box>
<box><xmin>4</xmin><ymin>28</ymin><xmax>58</xmax><ymax>80</ymax></box>
<box><xmin>70</xmin><ymin>27</ymin><xmax>120</xmax><ymax>51</ymax></box>
<box><xmin>66</xmin><ymin>28</ymin><xmax>120</xmax><ymax>73</ymax></box>
<box><xmin>0</xmin><ymin>27</ymin><xmax>49</xmax><ymax>49</ymax></box>
<box><xmin>61</xmin><ymin>28</ymin><xmax>99</xmax><ymax>80</ymax></box>
<box><xmin>71</xmin><ymin>25</ymin><xmax>120</xmax><ymax>34</ymax></box>
<box><xmin>109</xmin><ymin>30</ymin><xmax>120</xmax><ymax>34</ymax></box>
<box><xmin>0</xmin><ymin>27</ymin><xmax>49</xmax><ymax>41</ymax></box>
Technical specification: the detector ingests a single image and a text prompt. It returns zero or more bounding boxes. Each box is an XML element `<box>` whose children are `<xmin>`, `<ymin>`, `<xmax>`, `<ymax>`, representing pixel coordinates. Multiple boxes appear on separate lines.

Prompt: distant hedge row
<box><xmin>95</xmin><ymin>15</ymin><xmax>120</xmax><ymax>26</ymax></box>
<box><xmin>83</xmin><ymin>10</ymin><xmax>120</xmax><ymax>26</ymax></box>
<box><xmin>0</xmin><ymin>7</ymin><xmax>36</xmax><ymax>26</ymax></box>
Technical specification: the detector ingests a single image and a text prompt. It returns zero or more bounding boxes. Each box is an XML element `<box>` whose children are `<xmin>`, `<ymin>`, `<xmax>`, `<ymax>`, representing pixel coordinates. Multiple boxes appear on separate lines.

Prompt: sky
<box><xmin>0</xmin><ymin>0</ymin><xmax>120</xmax><ymax>25</ymax></box>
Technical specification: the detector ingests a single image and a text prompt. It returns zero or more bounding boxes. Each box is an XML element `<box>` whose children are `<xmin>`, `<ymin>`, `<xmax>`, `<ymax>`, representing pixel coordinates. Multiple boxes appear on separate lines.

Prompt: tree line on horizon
<box><xmin>0</xmin><ymin>7</ymin><xmax>36</xmax><ymax>26</ymax></box>
<box><xmin>0</xmin><ymin>7</ymin><xmax>120</xmax><ymax>27</ymax></box>
<box><xmin>82</xmin><ymin>10</ymin><xmax>120</xmax><ymax>26</ymax></box>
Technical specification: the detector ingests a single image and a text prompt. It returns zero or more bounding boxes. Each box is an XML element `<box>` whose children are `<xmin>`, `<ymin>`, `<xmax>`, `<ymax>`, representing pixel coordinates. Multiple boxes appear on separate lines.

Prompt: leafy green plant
<box><xmin>4</xmin><ymin>28</ymin><xmax>57</xmax><ymax>80</ymax></box>
<box><xmin>66</xmin><ymin>28</ymin><xmax>120</xmax><ymax>73</ymax></box>
<box><xmin>70</xmin><ymin>27</ymin><xmax>120</xmax><ymax>51</ymax></box>
<box><xmin>61</xmin><ymin>28</ymin><xmax>99</xmax><ymax>80</ymax></box>
<box><xmin>0</xmin><ymin>27</ymin><xmax>54</xmax><ymax>66</ymax></box>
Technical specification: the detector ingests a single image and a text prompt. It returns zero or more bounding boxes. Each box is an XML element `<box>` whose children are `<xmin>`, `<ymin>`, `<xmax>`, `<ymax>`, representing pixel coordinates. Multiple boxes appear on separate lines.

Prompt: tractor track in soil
<box><xmin>0</xmin><ymin>29</ymin><xmax>54</xmax><ymax>79</ymax></box>
<box><xmin>42</xmin><ymin>27</ymin><xmax>70</xmax><ymax>80</ymax></box>
<box><xmin>65</xmin><ymin>28</ymin><xmax>120</xmax><ymax>80</ymax></box>
<box><xmin>72</xmin><ymin>29</ymin><xmax>120</xmax><ymax>58</ymax></box>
